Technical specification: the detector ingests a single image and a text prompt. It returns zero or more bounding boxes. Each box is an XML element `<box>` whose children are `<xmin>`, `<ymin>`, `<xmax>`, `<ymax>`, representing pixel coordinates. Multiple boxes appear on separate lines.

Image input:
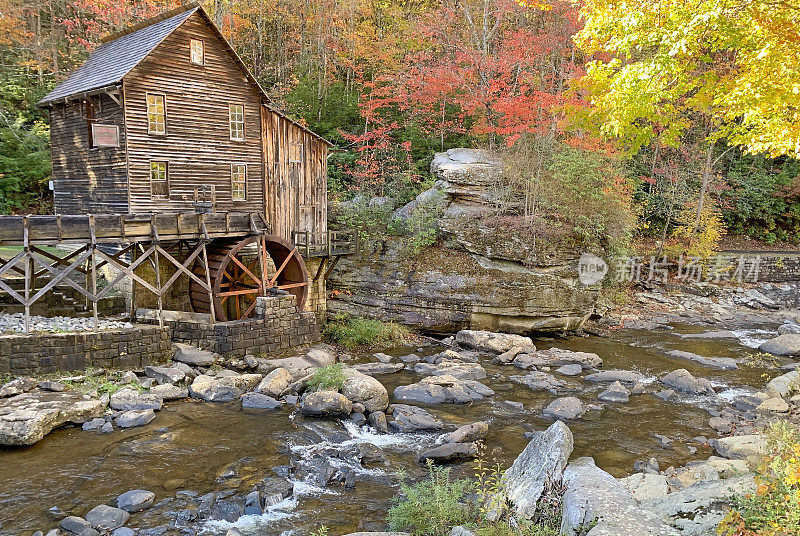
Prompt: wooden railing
<box><xmin>292</xmin><ymin>229</ymin><xmax>357</xmax><ymax>257</ymax></box>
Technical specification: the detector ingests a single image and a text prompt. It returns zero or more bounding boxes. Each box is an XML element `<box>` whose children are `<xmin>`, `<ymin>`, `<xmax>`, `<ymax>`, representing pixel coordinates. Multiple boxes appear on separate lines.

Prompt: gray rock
<box><xmin>394</xmin><ymin>375</ymin><xmax>493</xmax><ymax>404</ymax></box>
<box><xmin>765</xmin><ymin>369</ymin><xmax>800</xmax><ymax>398</ymax></box>
<box><xmin>82</xmin><ymin>417</ymin><xmax>106</xmax><ymax>431</ymax></box>
<box><xmin>84</xmin><ymin>504</ymin><xmax>130</xmax><ymax>530</ymax></box>
<box><xmin>173</xmin><ymin>343</ymin><xmax>218</xmax><ymax>366</ymax></box>
<box><xmin>413</xmin><ymin>361</ymin><xmax>486</xmax><ymax>380</ymax></box>
<box><xmin>510</xmin><ymin>371</ymin><xmax>566</xmax><ymax>394</ymax></box>
<box><xmin>116</xmin><ymin>489</ymin><xmax>155</xmax><ymax>512</ymax></box>
<box><xmin>398</xmin><ymin>353</ymin><xmax>422</xmax><ymax>364</ymax></box>
<box><xmin>681</xmin><ymin>330</ymin><xmax>737</xmax><ymax>340</ymax></box>
<box><xmin>150</xmin><ymin>384</ymin><xmax>188</xmax><ymax>400</ymax></box>
<box><xmin>418</xmin><ymin>442</ymin><xmax>478</xmax><ymax>463</ymax></box>
<box><xmin>0</xmin><ymin>391</ymin><xmax>105</xmax><ymax>446</ymax></box>
<box><xmin>778</xmin><ymin>323</ymin><xmax>800</xmax><ymax>335</ymax></box>
<box><xmin>543</xmin><ymin>397</ymin><xmax>584</xmax><ymax>420</ymax></box>
<box><xmin>389</xmin><ymin>404</ymin><xmax>444</xmax><ymax>432</ymax></box>
<box><xmin>449</xmin><ymin>527</ymin><xmax>476</xmax><ymax>536</ymax></box>
<box><xmin>115</xmin><ymin>409</ymin><xmax>155</xmax><ymax>428</ymax></box>
<box><xmin>38</xmin><ymin>380</ymin><xmax>67</xmax><ymax>392</ymax></box>
<box><xmin>585</xmin><ymin>370</ymin><xmax>646</xmax><ymax>383</ymax></box>
<box><xmin>495</xmin><ymin>347</ymin><xmax>524</xmax><ymax>364</ymax></box>
<box><xmin>374</xmin><ymin>352</ymin><xmax>395</xmax><ymax>363</ymax></box>
<box><xmin>0</xmin><ymin>377</ymin><xmax>35</xmax><ymax>398</ymax></box>
<box><xmin>535</xmin><ymin>348</ymin><xmax>603</xmax><ymax>369</ymax></box>
<box><xmin>759</xmin><ymin>334</ymin><xmax>800</xmax><ymax>356</ymax></box>
<box><xmin>301</xmin><ymin>391</ymin><xmax>353</xmax><ymax>417</ymax></box>
<box><xmin>758</xmin><ymin>397</ymin><xmax>789</xmax><ymax>413</ymax></box>
<box><xmin>561</xmin><ymin>457</ymin><xmax>677</xmax><ymax>536</ymax></box>
<box><xmin>99</xmin><ymin>422</ymin><xmax>113</xmax><ymax>433</ymax></box>
<box><xmin>120</xmin><ymin>371</ymin><xmax>138</xmax><ymax>384</ymax></box>
<box><xmin>109</xmin><ymin>388</ymin><xmax>163</xmax><ymax>411</ymax></box>
<box><xmin>708</xmin><ymin>416</ymin><xmax>733</xmax><ymax>434</ymax></box>
<box><xmin>659</xmin><ymin>369</ymin><xmax>714</xmax><ymax>395</ymax></box>
<box><xmin>341</xmin><ymin>368</ymin><xmax>389</xmax><ymax>412</ymax></box>
<box><xmin>441</xmin><ymin>421</ymin><xmax>489</xmax><ymax>444</ymax></box>
<box><xmin>60</xmin><ymin>516</ymin><xmax>99</xmax><ymax>536</ymax></box>
<box><xmin>353</xmin><ymin>362</ymin><xmax>405</xmax><ymax>375</ymax></box>
<box><xmin>598</xmin><ymin>381</ymin><xmax>630</xmax><ymax>403</ymax></box>
<box><xmin>255</xmin><ymin>367</ymin><xmax>292</xmax><ymax>397</ymax></box>
<box><xmin>711</xmin><ymin>434</ymin><xmax>767</xmax><ymax>460</ymax></box>
<box><xmin>619</xmin><ymin>473</ymin><xmax>669</xmax><ymax>502</ymax></box>
<box><xmin>226</xmin><ymin>529</ymin><xmax>244</xmax><ymax>536</ymax></box>
<box><xmin>368</xmin><ymin>411</ymin><xmax>389</xmax><ymax>433</ymax></box>
<box><xmin>556</xmin><ymin>364</ymin><xmax>582</xmax><ymax>376</ymax></box>
<box><xmin>112</xmin><ymin>528</ymin><xmax>135</xmax><ymax>536</ymax></box>
<box><xmin>454</xmin><ymin>329</ymin><xmax>535</xmax><ymax>354</ymax></box>
<box><xmin>259</xmin><ymin>345</ymin><xmax>336</xmax><ymax>380</ymax></box>
<box><xmin>241</xmin><ymin>393</ymin><xmax>281</xmax><ymax>410</ymax></box>
<box><xmin>503</xmin><ymin>421</ymin><xmax>573</xmax><ymax>517</ymax></box>
<box><xmin>189</xmin><ymin>374</ymin><xmax>262</xmax><ymax>402</ymax></box>
<box><xmin>145</xmin><ymin>365</ymin><xmax>186</xmax><ymax>385</ymax></box>
<box><xmin>639</xmin><ymin>475</ymin><xmax>755</xmax><ymax>519</ymax></box>
<box><xmin>666</xmin><ymin>350</ymin><xmax>738</xmax><ymax>370</ymax></box>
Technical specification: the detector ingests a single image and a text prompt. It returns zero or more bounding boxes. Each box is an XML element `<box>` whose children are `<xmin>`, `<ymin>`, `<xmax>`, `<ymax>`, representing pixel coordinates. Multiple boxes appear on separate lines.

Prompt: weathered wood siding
<box><xmin>50</xmin><ymin>94</ymin><xmax>129</xmax><ymax>214</ymax></box>
<box><xmin>262</xmin><ymin>107</ymin><xmax>328</xmax><ymax>241</ymax></box>
<box><xmin>123</xmin><ymin>11</ymin><xmax>265</xmax><ymax>214</ymax></box>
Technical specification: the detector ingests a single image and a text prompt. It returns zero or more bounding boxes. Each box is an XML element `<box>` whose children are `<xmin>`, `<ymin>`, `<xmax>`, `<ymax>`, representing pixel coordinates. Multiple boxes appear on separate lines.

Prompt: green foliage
<box><xmin>387</xmin><ymin>197</ymin><xmax>443</xmax><ymax>255</ymax></box>
<box><xmin>61</xmin><ymin>368</ymin><xmax>138</xmax><ymax>396</ymax></box>
<box><xmin>718</xmin><ymin>421</ymin><xmax>800</xmax><ymax>536</ymax></box>
<box><xmin>335</xmin><ymin>201</ymin><xmax>394</xmax><ymax>243</ymax></box>
<box><xmin>388</xmin><ymin>462</ymin><xmax>475</xmax><ymax>536</ymax></box>
<box><xmin>308</xmin><ymin>526</ymin><xmax>328</xmax><ymax>536</ymax></box>
<box><xmin>307</xmin><ymin>363</ymin><xmax>346</xmax><ymax>392</ymax></box>
<box><xmin>323</xmin><ymin>315</ymin><xmax>410</xmax><ymax>350</ymax></box>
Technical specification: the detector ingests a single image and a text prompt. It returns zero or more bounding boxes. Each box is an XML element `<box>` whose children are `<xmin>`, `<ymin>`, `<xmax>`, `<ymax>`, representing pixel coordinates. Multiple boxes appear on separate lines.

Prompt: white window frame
<box><xmin>146</xmin><ymin>93</ymin><xmax>166</xmax><ymax>135</ymax></box>
<box><xmin>229</xmin><ymin>104</ymin><xmax>245</xmax><ymax>141</ymax></box>
<box><xmin>231</xmin><ymin>164</ymin><xmax>247</xmax><ymax>201</ymax></box>
<box><xmin>190</xmin><ymin>38</ymin><xmax>204</xmax><ymax>65</ymax></box>
<box><xmin>150</xmin><ymin>161</ymin><xmax>169</xmax><ymax>199</ymax></box>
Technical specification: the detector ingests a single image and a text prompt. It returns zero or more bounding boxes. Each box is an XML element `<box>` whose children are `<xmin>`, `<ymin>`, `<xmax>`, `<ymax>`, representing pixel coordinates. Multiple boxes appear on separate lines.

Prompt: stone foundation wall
<box><xmin>750</xmin><ymin>254</ymin><xmax>800</xmax><ymax>283</ymax></box>
<box><xmin>303</xmin><ymin>257</ymin><xmax>327</xmax><ymax>319</ymax></box>
<box><xmin>164</xmin><ymin>295</ymin><xmax>321</xmax><ymax>358</ymax></box>
<box><xmin>0</xmin><ymin>326</ymin><xmax>172</xmax><ymax>376</ymax></box>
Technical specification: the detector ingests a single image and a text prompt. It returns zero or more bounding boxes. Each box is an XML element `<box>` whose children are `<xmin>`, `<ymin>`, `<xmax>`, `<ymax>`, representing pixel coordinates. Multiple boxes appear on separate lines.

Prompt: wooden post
<box><xmin>22</xmin><ymin>216</ymin><xmax>30</xmax><ymax>334</ymax></box>
<box><xmin>129</xmin><ymin>244</ymin><xmax>137</xmax><ymax>322</ymax></box>
<box><xmin>258</xmin><ymin>234</ymin><xmax>268</xmax><ymax>296</ymax></box>
<box><xmin>327</xmin><ymin>230</ymin><xmax>332</xmax><ymax>257</ymax></box>
<box><xmin>151</xmin><ymin>215</ymin><xmax>164</xmax><ymax>328</ymax></box>
<box><xmin>199</xmin><ymin>215</ymin><xmax>216</xmax><ymax>325</ymax></box>
<box><xmin>89</xmin><ymin>215</ymin><xmax>98</xmax><ymax>331</ymax></box>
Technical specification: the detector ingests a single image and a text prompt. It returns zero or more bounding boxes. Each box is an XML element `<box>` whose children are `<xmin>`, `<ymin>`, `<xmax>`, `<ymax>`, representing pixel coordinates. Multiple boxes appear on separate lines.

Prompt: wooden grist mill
<box><xmin>0</xmin><ymin>3</ymin><xmax>355</xmax><ymax>332</ymax></box>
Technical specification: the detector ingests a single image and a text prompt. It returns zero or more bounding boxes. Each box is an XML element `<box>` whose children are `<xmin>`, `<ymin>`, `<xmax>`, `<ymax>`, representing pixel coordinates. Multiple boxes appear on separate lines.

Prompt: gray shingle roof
<box><xmin>37</xmin><ymin>7</ymin><xmax>198</xmax><ymax>106</ymax></box>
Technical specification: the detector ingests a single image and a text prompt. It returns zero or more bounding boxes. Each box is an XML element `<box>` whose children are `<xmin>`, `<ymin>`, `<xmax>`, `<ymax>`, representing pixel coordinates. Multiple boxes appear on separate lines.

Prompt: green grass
<box><xmin>61</xmin><ymin>368</ymin><xmax>140</xmax><ymax>396</ymax></box>
<box><xmin>323</xmin><ymin>316</ymin><xmax>411</xmax><ymax>350</ymax></box>
<box><xmin>307</xmin><ymin>363</ymin><xmax>346</xmax><ymax>392</ymax></box>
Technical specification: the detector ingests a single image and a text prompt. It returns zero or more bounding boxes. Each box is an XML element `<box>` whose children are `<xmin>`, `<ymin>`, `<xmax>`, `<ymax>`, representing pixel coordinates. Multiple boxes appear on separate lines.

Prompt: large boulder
<box><xmin>259</xmin><ymin>345</ymin><xmax>336</xmax><ymax>380</ymax></box>
<box><xmin>189</xmin><ymin>374</ymin><xmax>262</xmax><ymax>402</ymax></box>
<box><xmin>455</xmin><ymin>330</ymin><xmax>535</xmax><ymax>354</ymax></box>
<box><xmin>441</xmin><ymin>421</ymin><xmax>489</xmax><ymax>444</ymax></box>
<box><xmin>510</xmin><ymin>372</ymin><xmax>567</xmax><ymax>394</ymax></box>
<box><xmin>115</xmin><ymin>409</ymin><xmax>156</xmax><ymax>428</ymax></box>
<box><xmin>710</xmin><ymin>434</ymin><xmax>767</xmax><ymax>460</ymax></box>
<box><xmin>598</xmin><ymin>381</ymin><xmax>630</xmax><ymax>403</ymax></box>
<box><xmin>659</xmin><ymin>369</ymin><xmax>714</xmax><ymax>395</ymax></box>
<box><xmin>109</xmin><ymin>389</ymin><xmax>163</xmax><ymax>411</ymax></box>
<box><xmin>759</xmin><ymin>334</ymin><xmax>800</xmax><ymax>356</ymax></box>
<box><xmin>527</xmin><ymin>348</ymin><xmax>603</xmax><ymax>369</ymax></box>
<box><xmin>561</xmin><ymin>457</ymin><xmax>677</xmax><ymax>536</ymax></box>
<box><xmin>389</xmin><ymin>404</ymin><xmax>444</xmax><ymax>432</ymax></box>
<box><xmin>172</xmin><ymin>343</ymin><xmax>218</xmax><ymax>366</ymax></box>
<box><xmin>765</xmin><ymin>369</ymin><xmax>800</xmax><ymax>398</ymax></box>
<box><xmin>413</xmin><ymin>361</ymin><xmax>487</xmax><ymax>381</ymax></box>
<box><xmin>255</xmin><ymin>367</ymin><xmax>293</xmax><ymax>397</ymax></box>
<box><xmin>542</xmin><ymin>397</ymin><xmax>585</xmax><ymax>420</ymax></box>
<box><xmin>341</xmin><ymin>368</ymin><xmax>389</xmax><ymax>412</ymax></box>
<box><xmin>84</xmin><ymin>505</ymin><xmax>130</xmax><ymax>530</ymax></box>
<box><xmin>144</xmin><ymin>365</ymin><xmax>186</xmax><ymax>385</ymax></box>
<box><xmin>394</xmin><ymin>375</ymin><xmax>493</xmax><ymax>404</ymax></box>
<box><xmin>116</xmin><ymin>490</ymin><xmax>155</xmax><ymax>512</ymax></box>
<box><xmin>0</xmin><ymin>392</ymin><xmax>105</xmax><ymax>446</ymax></box>
<box><xmin>417</xmin><ymin>442</ymin><xmax>478</xmax><ymax>464</ymax></box>
<box><xmin>502</xmin><ymin>421</ymin><xmax>573</xmax><ymax>517</ymax></box>
<box><xmin>301</xmin><ymin>391</ymin><xmax>353</xmax><ymax>417</ymax></box>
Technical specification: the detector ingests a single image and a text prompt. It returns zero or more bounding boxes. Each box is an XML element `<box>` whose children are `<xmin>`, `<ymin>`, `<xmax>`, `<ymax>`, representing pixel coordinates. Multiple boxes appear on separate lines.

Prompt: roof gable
<box><xmin>37</xmin><ymin>7</ymin><xmax>198</xmax><ymax>106</ymax></box>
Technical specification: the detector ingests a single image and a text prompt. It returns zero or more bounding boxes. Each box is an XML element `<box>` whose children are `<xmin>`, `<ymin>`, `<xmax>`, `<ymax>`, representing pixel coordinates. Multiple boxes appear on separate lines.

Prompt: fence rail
<box><xmin>292</xmin><ymin>230</ymin><xmax>357</xmax><ymax>258</ymax></box>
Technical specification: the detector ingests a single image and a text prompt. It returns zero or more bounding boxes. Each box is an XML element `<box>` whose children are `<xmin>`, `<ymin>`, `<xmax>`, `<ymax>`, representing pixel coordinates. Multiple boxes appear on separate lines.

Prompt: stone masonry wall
<box><xmin>303</xmin><ymin>257</ymin><xmax>327</xmax><ymax>319</ymax></box>
<box><xmin>0</xmin><ymin>326</ymin><xmax>172</xmax><ymax>376</ymax></box>
<box><xmin>165</xmin><ymin>295</ymin><xmax>320</xmax><ymax>358</ymax></box>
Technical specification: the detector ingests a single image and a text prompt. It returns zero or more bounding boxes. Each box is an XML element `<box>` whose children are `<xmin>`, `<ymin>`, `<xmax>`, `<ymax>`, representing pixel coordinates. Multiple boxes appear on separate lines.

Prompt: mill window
<box><xmin>229</xmin><ymin>104</ymin><xmax>244</xmax><ymax>140</ymax></box>
<box><xmin>190</xmin><ymin>39</ymin><xmax>204</xmax><ymax>65</ymax></box>
<box><xmin>147</xmin><ymin>93</ymin><xmax>166</xmax><ymax>135</ymax></box>
<box><xmin>231</xmin><ymin>164</ymin><xmax>246</xmax><ymax>201</ymax></box>
<box><xmin>150</xmin><ymin>161</ymin><xmax>169</xmax><ymax>199</ymax></box>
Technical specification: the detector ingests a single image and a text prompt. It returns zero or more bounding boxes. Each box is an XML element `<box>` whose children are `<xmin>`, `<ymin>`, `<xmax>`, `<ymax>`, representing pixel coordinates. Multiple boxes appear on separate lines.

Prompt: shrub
<box><xmin>718</xmin><ymin>421</ymin><xmax>800</xmax><ymax>536</ymax></box>
<box><xmin>387</xmin><ymin>201</ymin><xmax>443</xmax><ymax>255</ymax></box>
<box><xmin>323</xmin><ymin>316</ymin><xmax>410</xmax><ymax>350</ymax></box>
<box><xmin>307</xmin><ymin>363</ymin><xmax>345</xmax><ymax>392</ymax></box>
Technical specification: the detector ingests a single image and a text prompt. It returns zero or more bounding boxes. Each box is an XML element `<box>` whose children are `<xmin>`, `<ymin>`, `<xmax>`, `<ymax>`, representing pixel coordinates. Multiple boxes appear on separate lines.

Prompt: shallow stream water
<box><xmin>0</xmin><ymin>323</ymin><xmax>788</xmax><ymax>535</ymax></box>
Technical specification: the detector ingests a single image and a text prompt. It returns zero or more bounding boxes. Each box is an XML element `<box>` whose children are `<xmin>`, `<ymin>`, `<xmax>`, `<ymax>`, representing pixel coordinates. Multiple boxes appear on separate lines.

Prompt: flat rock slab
<box><xmin>659</xmin><ymin>369</ymin><xmax>714</xmax><ymax>395</ymax></box>
<box><xmin>389</xmin><ymin>404</ymin><xmax>444</xmax><ymax>432</ymax></box>
<box><xmin>149</xmin><ymin>384</ymin><xmax>188</xmax><ymax>400</ymax></box>
<box><xmin>440</xmin><ymin>421</ymin><xmax>489</xmax><ymax>443</ymax></box>
<box><xmin>116</xmin><ymin>489</ymin><xmax>155</xmax><ymax>512</ymax></box>
<box><xmin>543</xmin><ymin>396</ymin><xmax>585</xmax><ymax>420</ymax></box>
<box><xmin>510</xmin><ymin>371</ymin><xmax>568</xmax><ymax>394</ymax></box>
<box><xmin>417</xmin><ymin>442</ymin><xmax>478</xmax><ymax>463</ymax></box>
<box><xmin>619</xmin><ymin>473</ymin><xmax>669</xmax><ymax>502</ymax></box>
<box><xmin>561</xmin><ymin>457</ymin><xmax>678</xmax><ymax>536</ymax></box>
<box><xmin>585</xmin><ymin>370</ymin><xmax>646</xmax><ymax>383</ymax></box>
<box><xmin>711</xmin><ymin>434</ymin><xmax>767</xmax><ymax>460</ymax></box>
<box><xmin>241</xmin><ymin>393</ymin><xmax>281</xmax><ymax>410</ymax></box>
<box><xmin>536</xmin><ymin>348</ymin><xmax>603</xmax><ymax>369</ymax></box>
<box><xmin>115</xmin><ymin>409</ymin><xmax>155</xmax><ymax>428</ymax></box>
<box><xmin>189</xmin><ymin>374</ymin><xmax>262</xmax><ymax>402</ymax></box>
<box><xmin>454</xmin><ymin>329</ymin><xmax>535</xmax><ymax>354</ymax></box>
<box><xmin>760</xmin><ymin>334</ymin><xmax>800</xmax><ymax>356</ymax></box>
<box><xmin>666</xmin><ymin>350</ymin><xmax>738</xmax><ymax>370</ymax></box>
<box><xmin>353</xmin><ymin>363</ymin><xmax>405</xmax><ymax>375</ymax></box>
<box><xmin>639</xmin><ymin>475</ymin><xmax>755</xmax><ymax>518</ymax></box>
<box><xmin>0</xmin><ymin>391</ymin><xmax>105</xmax><ymax>446</ymax></box>
<box><xmin>173</xmin><ymin>343</ymin><xmax>218</xmax><ymax>366</ymax></box>
<box><xmin>145</xmin><ymin>366</ymin><xmax>186</xmax><ymax>385</ymax></box>
<box><xmin>260</xmin><ymin>345</ymin><xmax>336</xmax><ymax>380</ymax></box>
<box><xmin>413</xmin><ymin>361</ymin><xmax>487</xmax><ymax>381</ymax></box>
<box><xmin>394</xmin><ymin>375</ymin><xmax>493</xmax><ymax>404</ymax></box>
<box><xmin>109</xmin><ymin>389</ymin><xmax>163</xmax><ymax>411</ymax></box>
<box><xmin>85</xmin><ymin>504</ymin><xmax>130</xmax><ymax>530</ymax></box>
<box><xmin>766</xmin><ymin>369</ymin><xmax>800</xmax><ymax>398</ymax></box>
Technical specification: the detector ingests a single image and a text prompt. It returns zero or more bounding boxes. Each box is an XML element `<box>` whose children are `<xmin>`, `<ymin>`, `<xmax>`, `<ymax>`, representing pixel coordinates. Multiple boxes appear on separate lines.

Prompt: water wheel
<box><xmin>189</xmin><ymin>234</ymin><xmax>309</xmax><ymax>321</ymax></box>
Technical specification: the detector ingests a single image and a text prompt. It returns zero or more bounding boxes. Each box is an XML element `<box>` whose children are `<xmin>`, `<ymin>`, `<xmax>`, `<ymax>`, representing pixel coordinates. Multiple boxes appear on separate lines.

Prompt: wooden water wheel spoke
<box><xmin>190</xmin><ymin>234</ymin><xmax>309</xmax><ymax>321</ymax></box>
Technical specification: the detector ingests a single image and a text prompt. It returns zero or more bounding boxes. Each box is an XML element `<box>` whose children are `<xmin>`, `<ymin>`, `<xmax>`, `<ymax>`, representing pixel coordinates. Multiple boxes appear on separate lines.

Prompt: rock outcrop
<box><xmin>394</xmin><ymin>375</ymin><xmax>494</xmax><ymax>404</ymax></box>
<box><xmin>0</xmin><ymin>391</ymin><xmax>106</xmax><ymax>446</ymax></box>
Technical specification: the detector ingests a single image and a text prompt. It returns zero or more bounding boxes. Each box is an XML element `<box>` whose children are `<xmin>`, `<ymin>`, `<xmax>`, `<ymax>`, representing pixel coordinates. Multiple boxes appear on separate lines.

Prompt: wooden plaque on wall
<box><xmin>92</xmin><ymin>124</ymin><xmax>120</xmax><ymax>147</ymax></box>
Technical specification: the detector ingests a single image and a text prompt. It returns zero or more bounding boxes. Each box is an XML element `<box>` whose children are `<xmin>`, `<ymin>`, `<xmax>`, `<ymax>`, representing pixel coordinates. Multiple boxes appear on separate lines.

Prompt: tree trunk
<box><xmin>693</xmin><ymin>142</ymin><xmax>715</xmax><ymax>233</ymax></box>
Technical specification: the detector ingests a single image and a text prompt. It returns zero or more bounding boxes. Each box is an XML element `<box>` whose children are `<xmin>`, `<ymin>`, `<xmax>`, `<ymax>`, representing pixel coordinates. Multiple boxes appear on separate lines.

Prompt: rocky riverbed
<box><xmin>1</xmin><ymin>304</ymin><xmax>800</xmax><ymax>535</ymax></box>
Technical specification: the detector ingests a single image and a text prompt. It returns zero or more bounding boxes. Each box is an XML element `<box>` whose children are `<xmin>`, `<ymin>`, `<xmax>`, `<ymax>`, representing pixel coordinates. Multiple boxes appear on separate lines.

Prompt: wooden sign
<box><xmin>91</xmin><ymin>124</ymin><xmax>120</xmax><ymax>147</ymax></box>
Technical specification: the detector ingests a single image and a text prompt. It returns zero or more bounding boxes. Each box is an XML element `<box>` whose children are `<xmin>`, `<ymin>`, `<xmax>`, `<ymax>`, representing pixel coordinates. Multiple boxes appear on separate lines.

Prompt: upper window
<box><xmin>147</xmin><ymin>94</ymin><xmax>166</xmax><ymax>135</ymax></box>
<box><xmin>150</xmin><ymin>161</ymin><xmax>169</xmax><ymax>199</ymax></box>
<box><xmin>190</xmin><ymin>39</ymin><xmax>204</xmax><ymax>65</ymax></box>
<box><xmin>229</xmin><ymin>104</ymin><xmax>244</xmax><ymax>140</ymax></box>
<box><xmin>231</xmin><ymin>164</ymin><xmax>246</xmax><ymax>201</ymax></box>
<box><xmin>289</xmin><ymin>142</ymin><xmax>303</xmax><ymax>163</ymax></box>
